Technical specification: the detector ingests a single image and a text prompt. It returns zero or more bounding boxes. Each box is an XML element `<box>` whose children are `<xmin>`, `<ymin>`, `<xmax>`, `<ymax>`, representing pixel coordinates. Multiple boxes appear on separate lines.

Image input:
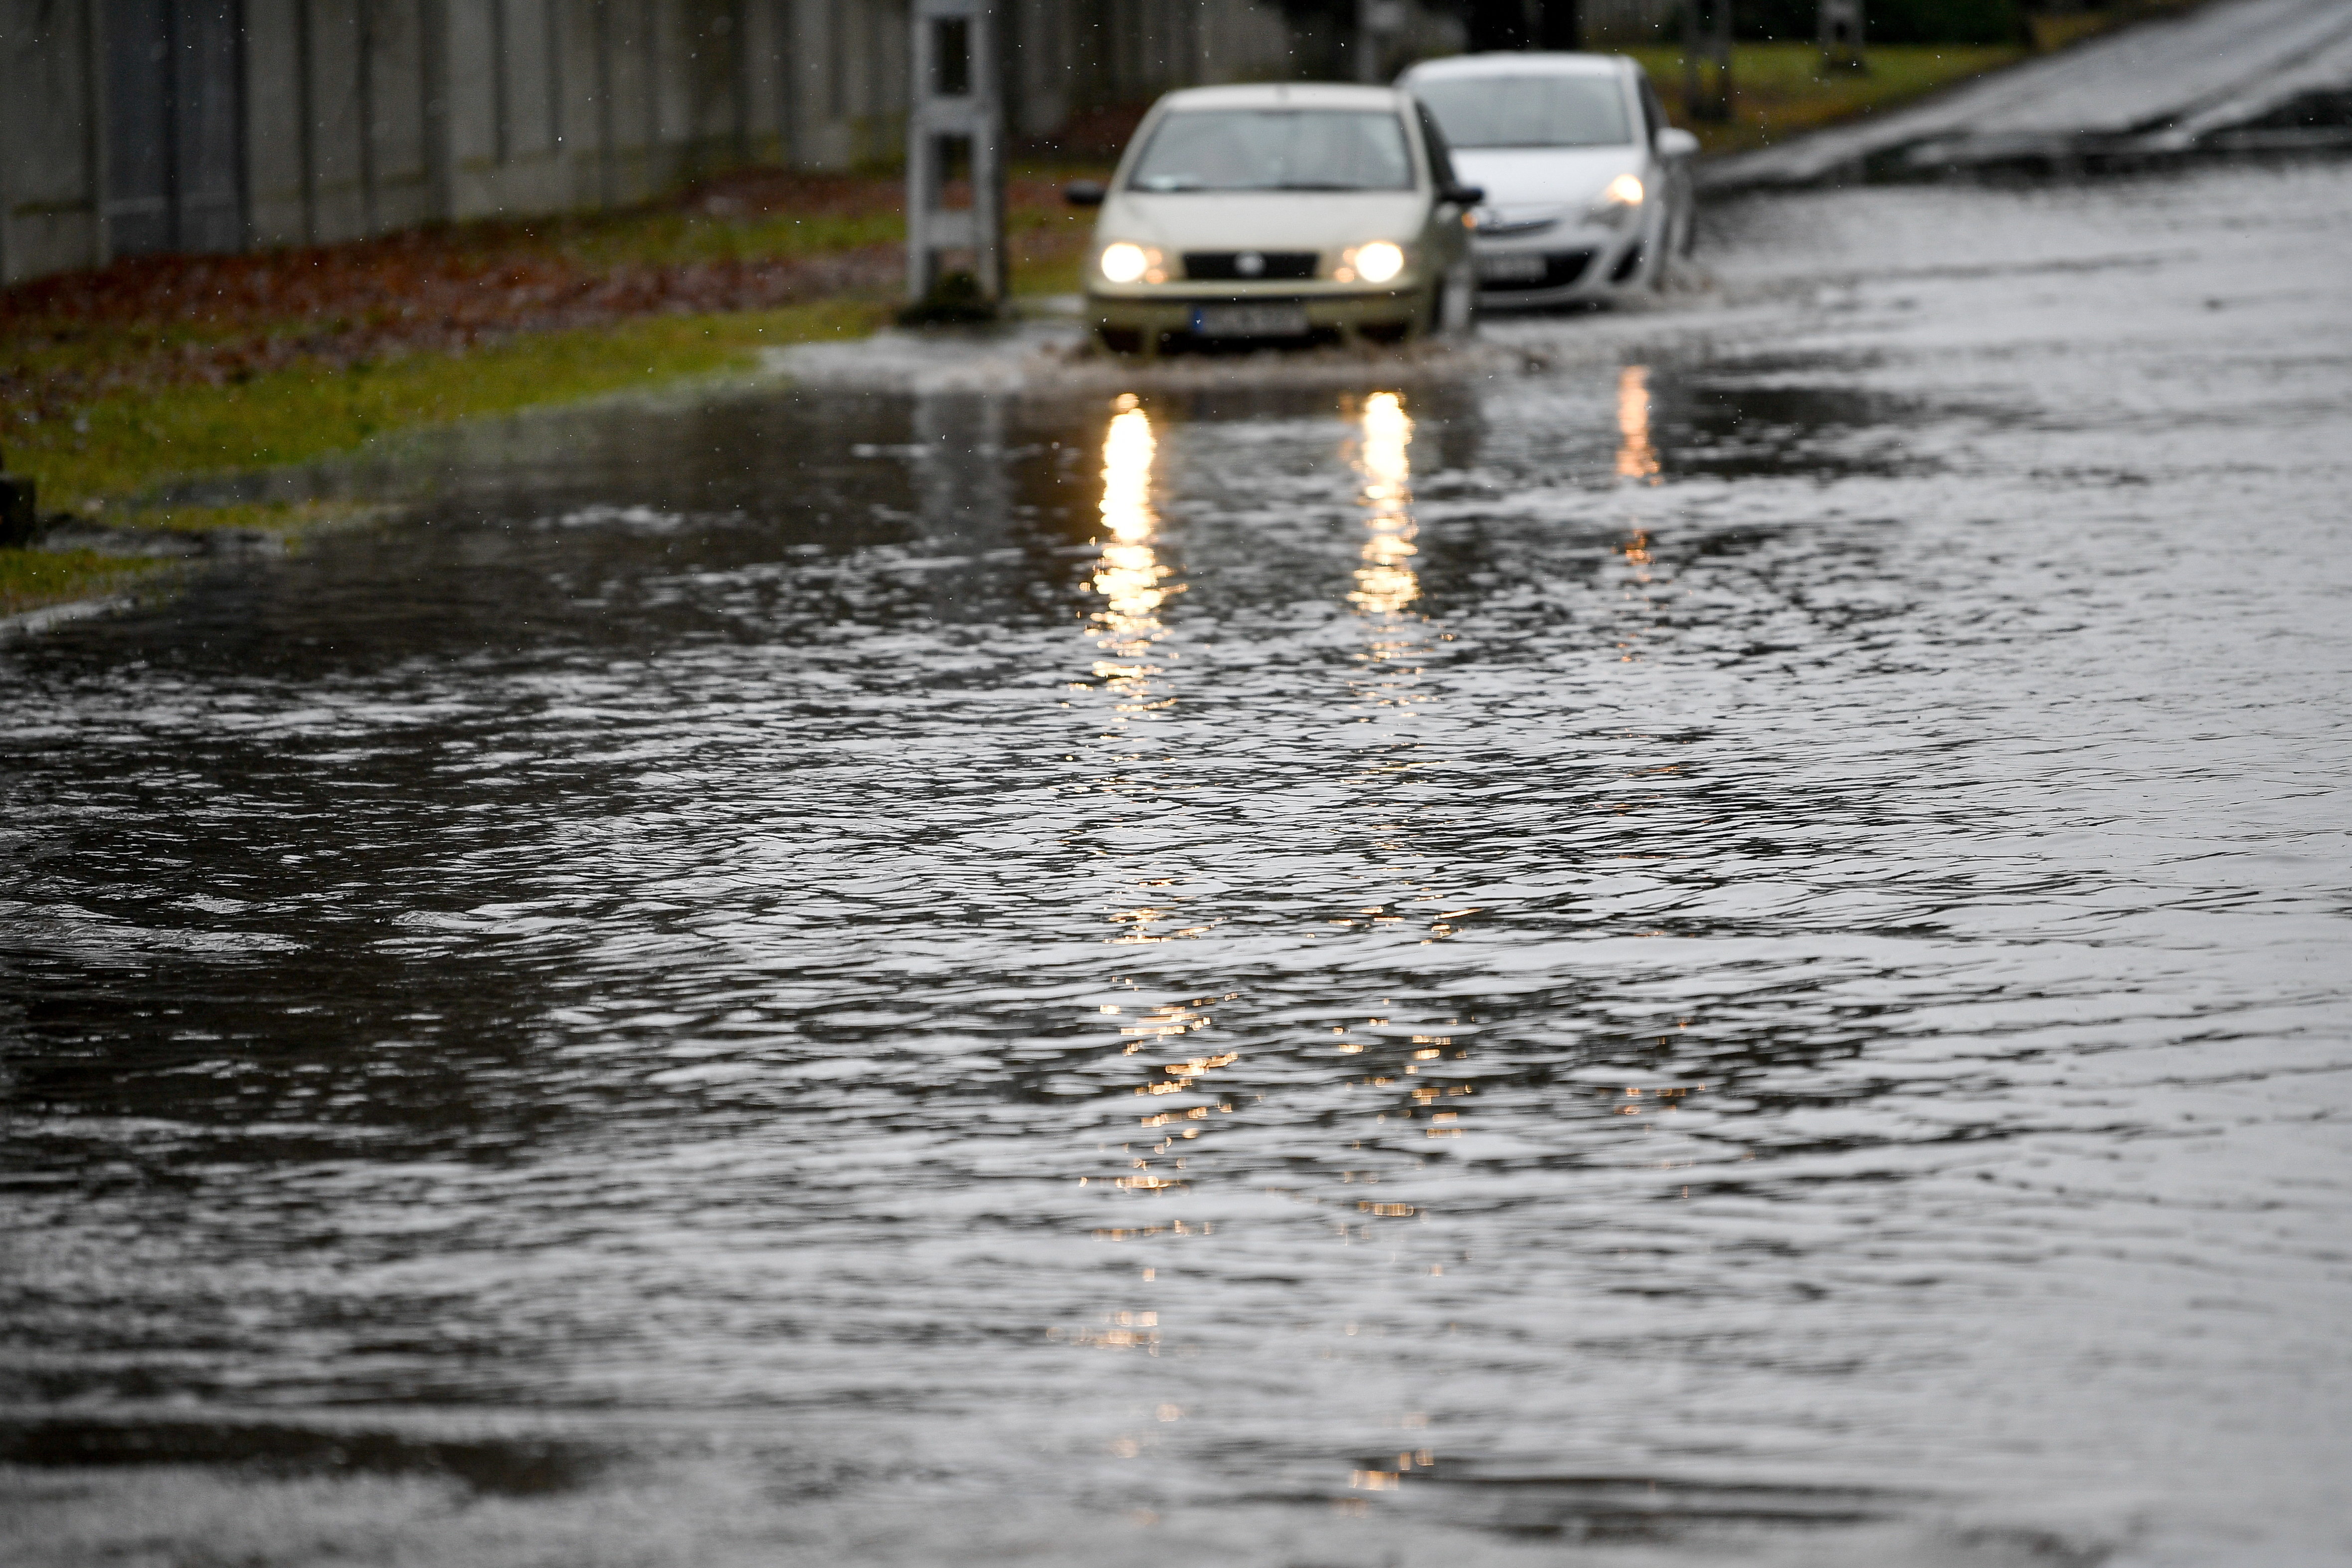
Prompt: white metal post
<box><xmin>907</xmin><ymin>0</ymin><xmax>1004</xmax><ymax>308</ymax></box>
<box><xmin>1819</xmin><ymin>0</ymin><xmax>1866</xmax><ymax>71</ymax></box>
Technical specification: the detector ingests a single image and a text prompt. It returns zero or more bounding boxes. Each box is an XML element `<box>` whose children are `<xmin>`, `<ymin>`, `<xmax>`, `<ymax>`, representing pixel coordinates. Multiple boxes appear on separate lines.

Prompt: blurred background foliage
<box><xmin>1733</xmin><ymin>0</ymin><xmax>2024</xmax><ymax>44</ymax></box>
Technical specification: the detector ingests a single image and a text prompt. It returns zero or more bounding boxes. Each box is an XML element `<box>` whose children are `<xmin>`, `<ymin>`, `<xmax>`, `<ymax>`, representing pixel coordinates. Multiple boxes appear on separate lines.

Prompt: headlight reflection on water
<box><xmin>1350</xmin><ymin>390</ymin><xmax>1419</xmax><ymax>617</ymax></box>
<box><xmin>1616</xmin><ymin>364</ymin><xmax>1659</xmax><ymax>480</ymax></box>
<box><xmin>1093</xmin><ymin>394</ymin><xmax>1170</xmax><ymax>661</ymax></box>
<box><xmin>1088</xmin><ymin>393</ymin><xmax>1184</xmax><ymax>952</ymax></box>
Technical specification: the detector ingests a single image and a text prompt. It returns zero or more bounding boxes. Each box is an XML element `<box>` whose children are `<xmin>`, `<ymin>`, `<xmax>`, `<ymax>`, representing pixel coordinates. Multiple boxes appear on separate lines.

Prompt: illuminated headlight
<box><xmin>1587</xmin><ymin>173</ymin><xmax>1645</xmax><ymax>225</ymax></box>
<box><xmin>1105</xmin><ymin>242</ymin><xmax>1171</xmax><ymax>285</ymax></box>
<box><xmin>1352</xmin><ymin>241</ymin><xmax>1406</xmax><ymax>285</ymax></box>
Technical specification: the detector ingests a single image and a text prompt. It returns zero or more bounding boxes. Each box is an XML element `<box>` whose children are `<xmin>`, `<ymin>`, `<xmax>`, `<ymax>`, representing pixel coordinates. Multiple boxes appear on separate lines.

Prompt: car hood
<box><xmin>1098</xmin><ymin>190</ymin><xmax>1433</xmax><ymax>252</ymax></box>
<box><xmin>1451</xmin><ymin>147</ymin><xmax>1644</xmax><ymax>224</ymax></box>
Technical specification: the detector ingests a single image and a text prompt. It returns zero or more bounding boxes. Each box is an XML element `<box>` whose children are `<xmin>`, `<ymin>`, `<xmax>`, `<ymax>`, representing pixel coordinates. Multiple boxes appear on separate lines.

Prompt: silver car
<box><xmin>1399</xmin><ymin>52</ymin><xmax>1699</xmax><ymax>308</ymax></box>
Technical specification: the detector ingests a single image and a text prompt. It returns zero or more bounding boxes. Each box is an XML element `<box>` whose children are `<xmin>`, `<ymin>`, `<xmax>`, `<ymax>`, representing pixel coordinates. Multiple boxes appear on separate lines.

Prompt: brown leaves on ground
<box><xmin>0</xmin><ymin>165</ymin><xmax>1099</xmax><ymax>428</ymax></box>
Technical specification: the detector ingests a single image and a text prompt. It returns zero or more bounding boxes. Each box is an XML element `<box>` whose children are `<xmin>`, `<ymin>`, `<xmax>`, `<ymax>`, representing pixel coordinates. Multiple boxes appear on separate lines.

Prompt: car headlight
<box><xmin>1097</xmin><ymin>243</ymin><xmax>1167</xmax><ymax>284</ymax></box>
<box><xmin>1099</xmin><ymin>242</ymin><xmax>1152</xmax><ymax>284</ymax></box>
<box><xmin>1587</xmin><ymin>174</ymin><xmax>1645</xmax><ymax>226</ymax></box>
<box><xmin>1352</xmin><ymin>241</ymin><xmax>1406</xmax><ymax>285</ymax></box>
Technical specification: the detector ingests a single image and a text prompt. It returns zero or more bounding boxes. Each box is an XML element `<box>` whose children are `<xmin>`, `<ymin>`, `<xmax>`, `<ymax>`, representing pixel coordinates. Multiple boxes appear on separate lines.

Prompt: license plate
<box><xmin>1191</xmin><ymin>303</ymin><xmax>1310</xmax><ymax>339</ymax></box>
<box><xmin>1477</xmin><ymin>253</ymin><xmax>1548</xmax><ymax>283</ymax></box>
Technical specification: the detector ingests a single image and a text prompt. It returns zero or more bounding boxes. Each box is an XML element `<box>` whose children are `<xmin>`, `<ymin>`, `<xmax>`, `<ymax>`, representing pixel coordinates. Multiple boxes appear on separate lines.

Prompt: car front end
<box><xmin>1075</xmin><ymin>84</ymin><xmax>1469</xmax><ymax>354</ymax></box>
<box><xmin>1460</xmin><ymin>158</ymin><xmax>1658</xmax><ymax>308</ymax></box>
<box><xmin>1399</xmin><ymin>54</ymin><xmax>1692</xmax><ymax>310</ymax></box>
<box><xmin>1086</xmin><ymin>218</ymin><xmax>1439</xmax><ymax>354</ymax></box>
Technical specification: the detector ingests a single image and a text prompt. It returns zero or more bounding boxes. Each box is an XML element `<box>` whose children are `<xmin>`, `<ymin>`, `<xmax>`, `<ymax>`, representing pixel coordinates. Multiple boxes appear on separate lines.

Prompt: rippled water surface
<box><xmin>5</xmin><ymin>164</ymin><xmax>2351</xmax><ymax>1567</ymax></box>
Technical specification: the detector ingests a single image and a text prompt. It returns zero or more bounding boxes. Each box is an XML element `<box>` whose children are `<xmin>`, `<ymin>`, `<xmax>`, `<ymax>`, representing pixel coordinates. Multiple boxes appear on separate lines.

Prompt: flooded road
<box><xmin>5</xmin><ymin>161</ymin><xmax>2351</xmax><ymax>1567</ymax></box>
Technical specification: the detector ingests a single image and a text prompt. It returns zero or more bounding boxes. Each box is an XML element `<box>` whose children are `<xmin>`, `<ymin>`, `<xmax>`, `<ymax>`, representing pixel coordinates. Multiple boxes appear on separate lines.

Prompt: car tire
<box><xmin>1437</xmin><ymin>268</ymin><xmax>1476</xmax><ymax>339</ymax></box>
<box><xmin>1643</xmin><ymin>215</ymin><xmax>1675</xmax><ymax>291</ymax></box>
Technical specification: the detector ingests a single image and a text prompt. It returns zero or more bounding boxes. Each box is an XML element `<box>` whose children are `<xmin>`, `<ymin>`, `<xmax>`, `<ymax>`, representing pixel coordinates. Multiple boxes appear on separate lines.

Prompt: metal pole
<box><xmin>907</xmin><ymin>6</ymin><xmax>938</xmax><ymax>302</ymax></box>
<box><xmin>906</xmin><ymin>0</ymin><xmax>1004</xmax><ymax>312</ymax></box>
<box><xmin>1819</xmin><ymin>0</ymin><xmax>1866</xmax><ymax>72</ymax></box>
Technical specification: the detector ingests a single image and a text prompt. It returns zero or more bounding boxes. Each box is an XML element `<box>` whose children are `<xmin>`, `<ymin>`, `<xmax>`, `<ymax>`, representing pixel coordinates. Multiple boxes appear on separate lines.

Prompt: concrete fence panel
<box><xmin>4</xmin><ymin>0</ymin><xmax>1341</xmax><ymax>285</ymax></box>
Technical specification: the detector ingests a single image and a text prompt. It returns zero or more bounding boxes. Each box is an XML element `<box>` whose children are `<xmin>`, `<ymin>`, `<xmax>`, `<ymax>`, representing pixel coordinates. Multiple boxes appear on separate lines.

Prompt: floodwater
<box><xmin>4</xmin><ymin>161</ymin><xmax>2350</xmax><ymax>1568</ymax></box>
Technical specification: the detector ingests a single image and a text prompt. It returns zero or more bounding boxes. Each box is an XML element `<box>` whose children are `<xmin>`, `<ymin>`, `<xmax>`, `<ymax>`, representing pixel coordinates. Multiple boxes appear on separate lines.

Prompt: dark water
<box><xmin>4</xmin><ymin>163</ymin><xmax>2350</xmax><ymax>1566</ymax></box>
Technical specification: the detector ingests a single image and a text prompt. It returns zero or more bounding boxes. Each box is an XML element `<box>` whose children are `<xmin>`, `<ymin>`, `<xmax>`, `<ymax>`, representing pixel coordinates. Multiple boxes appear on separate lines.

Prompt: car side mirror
<box><xmin>1441</xmin><ymin>181</ymin><xmax>1485</xmax><ymax>207</ymax></box>
<box><xmin>1064</xmin><ymin>180</ymin><xmax>1107</xmax><ymax>208</ymax></box>
<box><xmin>1655</xmin><ymin>128</ymin><xmax>1700</xmax><ymax>160</ymax></box>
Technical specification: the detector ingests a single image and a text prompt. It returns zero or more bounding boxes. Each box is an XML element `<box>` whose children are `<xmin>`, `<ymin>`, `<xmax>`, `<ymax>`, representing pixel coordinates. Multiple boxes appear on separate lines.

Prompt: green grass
<box><xmin>15</xmin><ymin>296</ymin><xmax>887</xmax><ymax>515</ymax></box>
<box><xmin>99</xmin><ymin>500</ymin><xmax>393</xmax><ymax>535</ymax></box>
<box><xmin>555</xmin><ymin>208</ymin><xmax>905</xmax><ymax>269</ymax></box>
<box><xmin>1627</xmin><ymin>42</ymin><xmax>2027</xmax><ymax>155</ymax></box>
<box><xmin>552</xmin><ymin>179</ymin><xmax>1095</xmax><ymax>271</ymax></box>
<box><xmin>0</xmin><ymin>547</ymin><xmax>172</xmax><ymax>618</ymax></box>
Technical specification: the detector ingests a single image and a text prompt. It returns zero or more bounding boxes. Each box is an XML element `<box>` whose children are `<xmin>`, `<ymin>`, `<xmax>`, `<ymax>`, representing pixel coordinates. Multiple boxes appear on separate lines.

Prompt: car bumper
<box><xmin>1087</xmin><ymin>287</ymin><xmax>1428</xmax><ymax>349</ymax></box>
<box><xmin>1471</xmin><ymin>230</ymin><xmax>1646</xmax><ymax>307</ymax></box>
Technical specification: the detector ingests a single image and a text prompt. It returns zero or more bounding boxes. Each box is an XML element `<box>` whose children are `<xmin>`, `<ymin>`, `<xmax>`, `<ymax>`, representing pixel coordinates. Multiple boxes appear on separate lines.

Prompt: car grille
<box><xmin>1479</xmin><ymin>249</ymin><xmax>1598</xmax><ymax>292</ymax></box>
<box><xmin>1182</xmin><ymin>250</ymin><xmax>1320</xmax><ymax>281</ymax></box>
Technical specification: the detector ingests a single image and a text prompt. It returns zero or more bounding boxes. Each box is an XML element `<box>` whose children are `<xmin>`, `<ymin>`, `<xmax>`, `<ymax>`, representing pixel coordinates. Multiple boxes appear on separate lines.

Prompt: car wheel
<box><xmin>1643</xmin><ymin>215</ymin><xmax>1675</xmax><ymax>291</ymax></box>
<box><xmin>1442</xmin><ymin>267</ymin><xmax>1477</xmax><ymax>336</ymax></box>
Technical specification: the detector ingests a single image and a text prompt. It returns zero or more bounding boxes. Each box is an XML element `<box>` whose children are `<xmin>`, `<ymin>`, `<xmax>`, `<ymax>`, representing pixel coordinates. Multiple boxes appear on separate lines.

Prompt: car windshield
<box><xmin>1413</xmin><ymin>74</ymin><xmax>1633</xmax><ymax>149</ymax></box>
<box><xmin>1126</xmin><ymin>109</ymin><xmax>1416</xmax><ymax>192</ymax></box>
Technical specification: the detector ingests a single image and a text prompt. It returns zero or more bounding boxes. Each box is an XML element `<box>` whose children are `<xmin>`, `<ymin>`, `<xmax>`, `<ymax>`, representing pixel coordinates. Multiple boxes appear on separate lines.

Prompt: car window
<box><xmin>1126</xmin><ymin>110</ymin><xmax>1416</xmax><ymax>193</ymax></box>
<box><xmin>1413</xmin><ymin>101</ymin><xmax>1460</xmax><ymax>188</ymax></box>
<box><xmin>1412</xmin><ymin>74</ymin><xmax>1634</xmax><ymax>149</ymax></box>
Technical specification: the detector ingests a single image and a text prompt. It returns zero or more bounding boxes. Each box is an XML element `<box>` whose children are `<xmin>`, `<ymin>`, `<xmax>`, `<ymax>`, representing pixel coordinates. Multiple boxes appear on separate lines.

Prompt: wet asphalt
<box><xmin>2</xmin><ymin>157</ymin><xmax>2350</xmax><ymax>1568</ymax></box>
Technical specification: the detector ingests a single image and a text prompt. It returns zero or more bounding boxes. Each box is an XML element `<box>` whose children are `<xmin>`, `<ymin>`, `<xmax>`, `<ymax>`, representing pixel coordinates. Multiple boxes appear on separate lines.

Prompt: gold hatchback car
<box><xmin>1066</xmin><ymin>82</ymin><xmax>1484</xmax><ymax>356</ymax></box>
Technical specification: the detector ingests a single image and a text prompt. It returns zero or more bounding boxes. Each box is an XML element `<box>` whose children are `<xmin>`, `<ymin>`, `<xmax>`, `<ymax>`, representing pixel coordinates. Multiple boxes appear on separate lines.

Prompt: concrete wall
<box><xmin>0</xmin><ymin>0</ymin><xmax>106</xmax><ymax>283</ymax></box>
<box><xmin>0</xmin><ymin>0</ymin><xmax>1391</xmax><ymax>285</ymax></box>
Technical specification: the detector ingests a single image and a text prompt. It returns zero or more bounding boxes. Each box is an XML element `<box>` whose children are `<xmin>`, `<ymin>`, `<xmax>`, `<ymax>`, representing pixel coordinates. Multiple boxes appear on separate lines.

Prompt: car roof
<box><xmin>1402</xmin><ymin>51</ymin><xmax>1631</xmax><ymax>81</ymax></box>
<box><xmin>1152</xmin><ymin>82</ymin><xmax>1412</xmax><ymax>113</ymax></box>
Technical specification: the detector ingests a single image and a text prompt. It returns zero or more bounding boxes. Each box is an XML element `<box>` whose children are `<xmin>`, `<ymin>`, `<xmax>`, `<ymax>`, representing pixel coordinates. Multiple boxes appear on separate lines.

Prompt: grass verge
<box><xmin>1628</xmin><ymin>42</ymin><xmax>2028</xmax><ymax>156</ymax></box>
<box><xmin>2</xmin><ymin>289</ymin><xmax>900</xmax><ymax>619</ymax></box>
<box><xmin>21</xmin><ymin>296</ymin><xmax>887</xmax><ymax>514</ymax></box>
<box><xmin>0</xmin><ymin>548</ymin><xmax>173</xmax><ymax>620</ymax></box>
